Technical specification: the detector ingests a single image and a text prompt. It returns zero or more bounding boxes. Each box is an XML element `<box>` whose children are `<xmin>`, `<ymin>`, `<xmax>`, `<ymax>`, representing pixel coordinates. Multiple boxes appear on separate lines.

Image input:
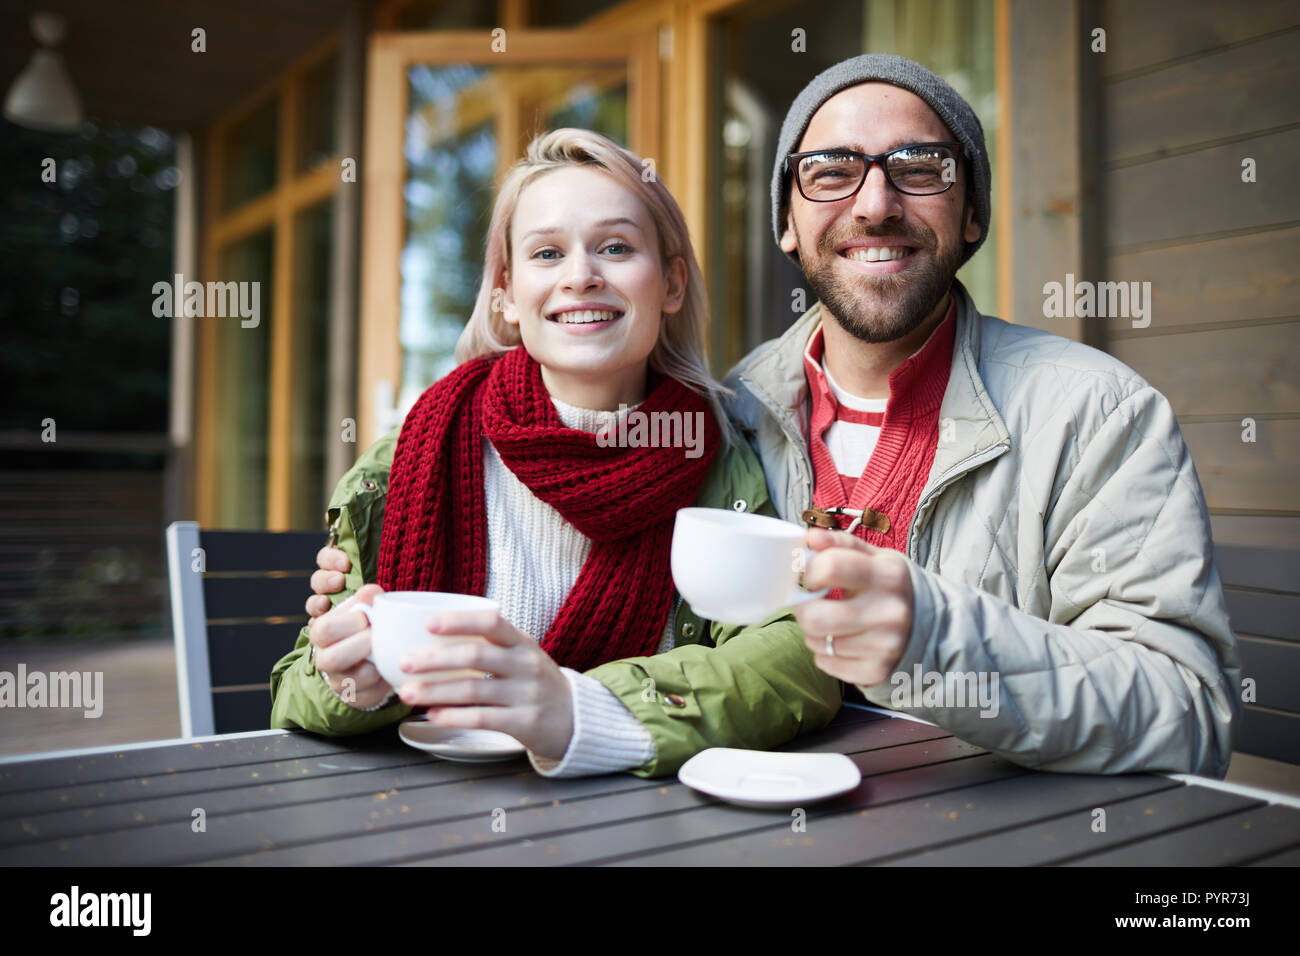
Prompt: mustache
<box><xmin>819</xmin><ymin>224</ymin><xmax>932</xmax><ymax>251</ymax></box>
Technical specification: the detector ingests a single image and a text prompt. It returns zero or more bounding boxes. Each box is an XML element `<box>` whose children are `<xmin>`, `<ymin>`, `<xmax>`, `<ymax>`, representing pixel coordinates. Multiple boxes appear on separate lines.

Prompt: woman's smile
<box><xmin>545</xmin><ymin>301</ymin><xmax>626</xmax><ymax>332</ymax></box>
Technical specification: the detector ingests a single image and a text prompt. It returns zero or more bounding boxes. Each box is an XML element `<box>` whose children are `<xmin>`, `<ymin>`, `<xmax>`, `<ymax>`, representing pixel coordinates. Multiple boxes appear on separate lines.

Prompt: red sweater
<box><xmin>803</xmin><ymin>298</ymin><xmax>956</xmax><ymax>553</ymax></box>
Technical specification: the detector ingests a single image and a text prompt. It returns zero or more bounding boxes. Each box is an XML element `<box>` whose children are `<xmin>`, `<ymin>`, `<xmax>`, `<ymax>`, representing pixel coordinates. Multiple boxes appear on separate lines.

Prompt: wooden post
<box><xmin>266</xmin><ymin>76</ymin><xmax>300</xmax><ymax>530</ymax></box>
<box><xmin>327</xmin><ymin>2</ymin><xmax>365</xmax><ymax>495</ymax></box>
<box><xmin>1006</xmin><ymin>0</ymin><xmax>1086</xmax><ymax>341</ymax></box>
<box><xmin>166</xmin><ymin>131</ymin><xmax>199</xmax><ymax>527</ymax></box>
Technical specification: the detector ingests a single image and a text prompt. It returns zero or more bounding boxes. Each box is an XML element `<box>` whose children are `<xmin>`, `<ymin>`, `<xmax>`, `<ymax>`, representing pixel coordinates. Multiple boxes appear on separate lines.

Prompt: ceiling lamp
<box><xmin>3</xmin><ymin>12</ymin><xmax>83</xmax><ymax>132</ymax></box>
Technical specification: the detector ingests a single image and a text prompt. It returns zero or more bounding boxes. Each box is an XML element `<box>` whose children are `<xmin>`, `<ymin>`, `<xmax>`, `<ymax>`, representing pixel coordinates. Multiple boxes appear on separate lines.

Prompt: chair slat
<box><xmin>1236</xmin><ymin>706</ymin><xmax>1300</xmax><ymax>764</ymax></box>
<box><xmin>198</xmin><ymin>530</ymin><xmax>324</xmax><ymax>573</ymax></box>
<box><xmin>1236</xmin><ymin>636</ymin><xmax>1300</xmax><ymax>714</ymax></box>
<box><xmin>207</xmin><ymin>622</ymin><xmax>306</xmax><ymax>686</ymax></box>
<box><xmin>203</xmin><ymin>576</ymin><xmax>313</xmax><ymax>620</ymax></box>
<box><xmin>211</xmin><ymin>688</ymin><xmax>274</xmax><ymax>734</ymax></box>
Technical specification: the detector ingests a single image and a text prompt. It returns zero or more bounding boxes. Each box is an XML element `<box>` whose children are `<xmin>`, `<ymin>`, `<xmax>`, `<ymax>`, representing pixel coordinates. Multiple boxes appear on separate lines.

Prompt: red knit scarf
<box><xmin>377</xmin><ymin>345</ymin><xmax>720</xmax><ymax>672</ymax></box>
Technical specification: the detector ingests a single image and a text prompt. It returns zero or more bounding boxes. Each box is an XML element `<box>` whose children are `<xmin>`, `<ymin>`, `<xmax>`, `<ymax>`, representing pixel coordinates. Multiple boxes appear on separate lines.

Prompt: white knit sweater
<box><xmin>485</xmin><ymin>396</ymin><xmax>661</xmax><ymax>777</ymax></box>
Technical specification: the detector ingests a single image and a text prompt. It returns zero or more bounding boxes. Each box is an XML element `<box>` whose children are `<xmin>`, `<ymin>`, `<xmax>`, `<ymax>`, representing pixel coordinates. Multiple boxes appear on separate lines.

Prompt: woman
<box><xmin>270</xmin><ymin>129</ymin><xmax>839</xmax><ymax>778</ymax></box>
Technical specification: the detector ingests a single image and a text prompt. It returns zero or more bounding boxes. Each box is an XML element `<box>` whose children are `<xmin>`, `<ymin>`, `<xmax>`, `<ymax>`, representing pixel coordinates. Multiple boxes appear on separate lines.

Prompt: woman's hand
<box><xmin>307</xmin><ymin>545</ymin><xmax>351</xmax><ymax>618</ymax></box>
<box><xmin>395</xmin><ymin>610</ymin><xmax>574</xmax><ymax>761</ymax></box>
<box><xmin>308</xmin><ymin>584</ymin><xmax>395</xmax><ymax>710</ymax></box>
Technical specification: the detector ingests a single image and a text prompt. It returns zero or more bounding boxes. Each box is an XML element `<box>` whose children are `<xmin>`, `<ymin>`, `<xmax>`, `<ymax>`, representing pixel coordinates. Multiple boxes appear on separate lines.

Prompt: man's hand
<box><xmin>307</xmin><ymin>545</ymin><xmax>351</xmax><ymax>618</ymax></box>
<box><xmin>794</xmin><ymin>527</ymin><xmax>915</xmax><ymax>686</ymax></box>
<box><xmin>393</xmin><ymin>610</ymin><xmax>574</xmax><ymax>761</ymax></box>
<box><xmin>309</xmin><ymin>584</ymin><xmax>395</xmax><ymax>710</ymax></box>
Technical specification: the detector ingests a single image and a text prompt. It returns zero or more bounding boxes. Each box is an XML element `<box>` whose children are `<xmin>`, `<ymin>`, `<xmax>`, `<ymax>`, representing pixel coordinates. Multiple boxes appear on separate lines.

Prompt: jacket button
<box><xmin>732</xmin><ymin>499</ymin><xmax>747</xmax><ymax>512</ymax></box>
<box><xmin>664</xmin><ymin>693</ymin><xmax>687</xmax><ymax>708</ymax></box>
<box><xmin>361</xmin><ymin>479</ymin><xmax>377</xmax><ymax>491</ymax></box>
<box><xmin>681</xmin><ymin>621</ymin><xmax>697</xmax><ymax>639</ymax></box>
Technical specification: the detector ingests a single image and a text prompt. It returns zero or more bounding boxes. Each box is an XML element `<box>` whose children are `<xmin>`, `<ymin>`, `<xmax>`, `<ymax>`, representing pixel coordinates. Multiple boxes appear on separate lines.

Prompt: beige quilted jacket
<box><xmin>723</xmin><ymin>281</ymin><xmax>1241</xmax><ymax>778</ymax></box>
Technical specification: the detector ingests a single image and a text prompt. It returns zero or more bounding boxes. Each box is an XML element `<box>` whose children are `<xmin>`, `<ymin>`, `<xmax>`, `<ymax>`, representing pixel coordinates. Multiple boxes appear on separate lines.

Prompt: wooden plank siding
<box><xmin>1179</xmin><ymin>419</ymin><xmax>1300</xmax><ymax>514</ymax></box>
<box><xmin>1211</xmin><ymin>514</ymin><xmax>1300</xmax><ymax>550</ymax></box>
<box><xmin>1105</xmin><ymin>31</ymin><xmax>1300</xmax><ymax>164</ymax></box>
<box><xmin>1098</xmin><ymin>0</ymin><xmax>1300</xmax><ymax>528</ymax></box>
<box><xmin>1109</xmin><ymin>323</ymin><xmax>1300</xmax><ymax>418</ymax></box>
<box><xmin>1106</xmin><ymin>226</ymin><xmax>1300</xmax><ymax>335</ymax></box>
<box><xmin>1106</xmin><ymin>127</ymin><xmax>1300</xmax><ymax>250</ymax></box>
<box><xmin>1097</xmin><ymin>0</ymin><xmax>1300</xmax><ymax>78</ymax></box>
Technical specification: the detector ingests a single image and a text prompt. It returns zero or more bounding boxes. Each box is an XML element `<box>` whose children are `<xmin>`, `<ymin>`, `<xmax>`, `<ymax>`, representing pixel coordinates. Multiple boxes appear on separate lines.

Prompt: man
<box><xmin>727</xmin><ymin>53</ymin><xmax>1239</xmax><ymax>776</ymax></box>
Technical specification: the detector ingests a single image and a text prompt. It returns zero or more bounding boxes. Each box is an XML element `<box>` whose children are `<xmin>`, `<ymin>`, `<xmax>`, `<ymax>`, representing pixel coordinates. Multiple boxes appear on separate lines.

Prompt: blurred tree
<box><xmin>0</xmin><ymin>118</ymin><xmax>174</xmax><ymax>452</ymax></box>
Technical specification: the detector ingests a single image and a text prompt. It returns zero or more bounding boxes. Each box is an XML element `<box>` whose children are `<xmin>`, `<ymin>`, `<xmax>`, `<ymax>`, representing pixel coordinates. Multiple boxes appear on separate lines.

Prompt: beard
<box><xmin>798</xmin><ymin>219</ymin><xmax>963</xmax><ymax>344</ymax></box>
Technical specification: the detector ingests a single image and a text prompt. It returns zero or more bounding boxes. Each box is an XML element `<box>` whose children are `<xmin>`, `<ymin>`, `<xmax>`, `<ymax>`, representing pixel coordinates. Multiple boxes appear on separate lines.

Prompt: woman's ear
<box><xmin>662</xmin><ymin>255</ymin><xmax>688</xmax><ymax>315</ymax></box>
<box><xmin>500</xmin><ymin>270</ymin><xmax>520</xmax><ymax>326</ymax></box>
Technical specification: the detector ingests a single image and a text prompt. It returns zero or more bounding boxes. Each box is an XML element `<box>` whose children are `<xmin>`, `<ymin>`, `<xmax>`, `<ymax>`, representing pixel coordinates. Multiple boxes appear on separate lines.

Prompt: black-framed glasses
<box><xmin>787</xmin><ymin>142</ymin><xmax>963</xmax><ymax>201</ymax></box>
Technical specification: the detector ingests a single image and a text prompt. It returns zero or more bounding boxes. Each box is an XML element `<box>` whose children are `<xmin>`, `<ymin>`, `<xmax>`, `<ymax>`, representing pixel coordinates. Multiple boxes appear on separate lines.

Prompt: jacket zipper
<box><xmin>906</xmin><ymin>440</ymin><xmax>1010</xmax><ymax>563</ymax></box>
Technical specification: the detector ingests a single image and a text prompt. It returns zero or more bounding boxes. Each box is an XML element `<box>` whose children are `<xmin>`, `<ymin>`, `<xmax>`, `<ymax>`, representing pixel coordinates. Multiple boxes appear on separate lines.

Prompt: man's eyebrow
<box><xmin>521</xmin><ymin>217</ymin><xmax>643</xmax><ymax>241</ymax></box>
<box><xmin>799</xmin><ymin>140</ymin><xmax>941</xmax><ymax>155</ymax></box>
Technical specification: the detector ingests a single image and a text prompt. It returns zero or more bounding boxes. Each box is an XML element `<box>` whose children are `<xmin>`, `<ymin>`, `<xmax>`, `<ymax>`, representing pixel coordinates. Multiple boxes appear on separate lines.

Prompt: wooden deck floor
<box><xmin>0</xmin><ymin>639</ymin><xmax>179</xmax><ymax>756</ymax></box>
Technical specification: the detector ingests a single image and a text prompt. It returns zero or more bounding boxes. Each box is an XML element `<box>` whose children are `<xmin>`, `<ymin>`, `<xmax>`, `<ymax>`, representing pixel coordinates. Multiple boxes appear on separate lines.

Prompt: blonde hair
<box><xmin>455</xmin><ymin>128</ymin><xmax>734</xmax><ymax>446</ymax></box>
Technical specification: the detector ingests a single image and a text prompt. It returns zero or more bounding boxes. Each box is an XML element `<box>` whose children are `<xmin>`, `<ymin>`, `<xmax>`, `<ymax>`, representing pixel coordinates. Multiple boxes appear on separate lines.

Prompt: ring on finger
<box><xmin>826</xmin><ymin>633</ymin><xmax>835</xmax><ymax>657</ymax></box>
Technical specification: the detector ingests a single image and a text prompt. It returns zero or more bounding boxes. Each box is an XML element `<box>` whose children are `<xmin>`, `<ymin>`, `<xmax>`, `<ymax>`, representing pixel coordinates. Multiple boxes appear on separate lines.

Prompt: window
<box><xmin>200</xmin><ymin>41</ymin><xmax>342</xmax><ymax>530</ymax></box>
<box><xmin>400</xmin><ymin>62</ymin><xmax>629</xmax><ymax>396</ymax></box>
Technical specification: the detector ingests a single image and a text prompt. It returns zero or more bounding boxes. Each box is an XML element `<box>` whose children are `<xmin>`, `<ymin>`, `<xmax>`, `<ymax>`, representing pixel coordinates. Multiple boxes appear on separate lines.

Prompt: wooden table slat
<box><xmin>0</xmin><ymin>739</ymin><xmax>426</xmax><ymax>819</ymax></box>
<box><xmin>877</xmin><ymin>781</ymin><xmax>1258</xmax><ymax>867</ymax></box>
<box><xmin>1246</xmin><ymin>844</ymin><xmax>1300</xmax><ymax>866</ymax></box>
<box><xmin>0</xmin><ymin>751</ymin><xmax>441</xmax><ymax>849</ymax></box>
<box><xmin>0</xmin><ymin>731</ymin><xmax>363</xmax><ymax>792</ymax></box>
<box><xmin>1061</xmin><ymin>804</ymin><xmax>1300</xmax><ymax>866</ymax></box>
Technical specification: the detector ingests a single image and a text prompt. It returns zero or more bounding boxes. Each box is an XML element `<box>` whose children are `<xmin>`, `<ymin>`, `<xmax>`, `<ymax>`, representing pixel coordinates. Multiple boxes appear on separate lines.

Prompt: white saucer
<box><xmin>398</xmin><ymin>718</ymin><xmax>527</xmax><ymax>763</ymax></box>
<box><xmin>677</xmin><ymin>748</ymin><xmax>861</xmax><ymax>808</ymax></box>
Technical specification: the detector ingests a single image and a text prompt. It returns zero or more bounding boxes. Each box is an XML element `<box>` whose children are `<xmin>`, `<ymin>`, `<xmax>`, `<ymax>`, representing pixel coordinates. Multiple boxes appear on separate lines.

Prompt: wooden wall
<box><xmin>1098</xmin><ymin>0</ymin><xmax>1300</xmax><ymax>762</ymax></box>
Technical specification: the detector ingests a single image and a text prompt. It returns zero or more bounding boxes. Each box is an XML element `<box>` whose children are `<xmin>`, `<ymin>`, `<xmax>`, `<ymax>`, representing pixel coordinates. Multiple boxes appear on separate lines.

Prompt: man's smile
<box><xmin>835</xmin><ymin>239</ymin><xmax>919</xmax><ymax>275</ymax></box>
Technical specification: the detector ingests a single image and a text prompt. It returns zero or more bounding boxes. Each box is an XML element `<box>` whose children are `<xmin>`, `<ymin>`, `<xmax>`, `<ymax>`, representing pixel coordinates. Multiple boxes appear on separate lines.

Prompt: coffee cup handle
<box><xmin>788</xmin><ymin>586</ymin><xmax>829</xmax><ymax>606</ymax></box>
<box><xmin>790</xmin><ymin>546</ymin><xmax>828</xmax><ymax>606</ymax></box>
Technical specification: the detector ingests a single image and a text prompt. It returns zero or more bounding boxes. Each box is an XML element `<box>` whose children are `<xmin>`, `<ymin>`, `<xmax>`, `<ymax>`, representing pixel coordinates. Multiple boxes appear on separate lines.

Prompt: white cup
<box><xmin>356</xmin><ymin>591</ymin><xmax>500</xmax><ymax>690</ymax></box>
<box><xmin>670</xmin><ymin>508</ymin><xmax>827</xmax><ymax>626</ymax></box>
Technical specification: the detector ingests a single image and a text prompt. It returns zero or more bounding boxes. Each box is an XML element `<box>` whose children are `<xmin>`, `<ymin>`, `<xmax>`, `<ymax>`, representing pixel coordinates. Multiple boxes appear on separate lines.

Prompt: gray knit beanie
<box><xmin>771</xmin><ymin>53</ymin><xmax>991</xmax><ymax>266</ymax></box>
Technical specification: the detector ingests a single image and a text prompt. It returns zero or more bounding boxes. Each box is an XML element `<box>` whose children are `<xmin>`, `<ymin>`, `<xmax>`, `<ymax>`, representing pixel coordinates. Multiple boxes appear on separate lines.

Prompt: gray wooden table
<box><xmin>2</xmin><ymin>705</ymin><xmax>1298</xmax><ymax>866</ymax></box>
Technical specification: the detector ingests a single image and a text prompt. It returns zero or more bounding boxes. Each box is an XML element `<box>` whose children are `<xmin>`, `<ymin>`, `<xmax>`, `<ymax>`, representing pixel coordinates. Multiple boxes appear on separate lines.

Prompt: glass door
<box><xmin>358</xmin><ymin>30</ymin><xmax>660</xmax><ymax>449</ymax></box>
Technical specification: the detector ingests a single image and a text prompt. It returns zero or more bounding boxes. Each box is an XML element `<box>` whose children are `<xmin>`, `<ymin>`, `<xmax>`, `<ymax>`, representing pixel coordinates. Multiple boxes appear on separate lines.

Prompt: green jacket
<box><xmin>269</xmin><ymin>428</ymin><xmax>841</xmax><ymax>777</ymax></box>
